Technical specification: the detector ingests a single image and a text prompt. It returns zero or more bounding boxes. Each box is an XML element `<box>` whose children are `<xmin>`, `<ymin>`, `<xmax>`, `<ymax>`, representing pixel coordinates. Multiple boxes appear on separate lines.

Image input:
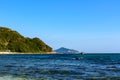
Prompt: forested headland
<box><xmin>0</xmin><ymin>27</ymin><xmax>52</xmax><ymax>53</ymax></box>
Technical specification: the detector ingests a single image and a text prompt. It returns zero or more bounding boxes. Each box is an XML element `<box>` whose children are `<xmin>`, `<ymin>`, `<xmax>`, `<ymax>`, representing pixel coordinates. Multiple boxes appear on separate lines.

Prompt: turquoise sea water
<box><xmin>0</xmin><ymin>53</ymin><xmax>120</xmax><ymax>80</ymax></box>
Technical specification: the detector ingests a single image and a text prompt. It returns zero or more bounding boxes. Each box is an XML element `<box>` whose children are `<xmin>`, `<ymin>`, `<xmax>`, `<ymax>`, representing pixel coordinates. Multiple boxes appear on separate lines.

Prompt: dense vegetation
<box><xmin>0</xmin><ymin>27</ymin><xmax>52</xmax><ymax>53</ymax></box>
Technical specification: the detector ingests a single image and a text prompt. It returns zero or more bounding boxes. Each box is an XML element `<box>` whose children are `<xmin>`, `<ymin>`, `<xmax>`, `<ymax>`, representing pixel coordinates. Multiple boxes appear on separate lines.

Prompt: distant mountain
<box><xmin>55</xmin><ymin>47</ymin><xmax>80</xmax><ymax>54</ymax></box>
<box><xmin>0</xmin><ymin>26</ymin><xmax>52</xmax><ymax>53</ymax></box>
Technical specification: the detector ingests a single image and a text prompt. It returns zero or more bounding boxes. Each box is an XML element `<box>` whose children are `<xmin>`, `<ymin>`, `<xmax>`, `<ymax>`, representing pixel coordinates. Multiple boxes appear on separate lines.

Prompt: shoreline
<box><xmin>0</xmin><ymin>51</ymin><xmax>57</xmax><ymax>54</ymax></box>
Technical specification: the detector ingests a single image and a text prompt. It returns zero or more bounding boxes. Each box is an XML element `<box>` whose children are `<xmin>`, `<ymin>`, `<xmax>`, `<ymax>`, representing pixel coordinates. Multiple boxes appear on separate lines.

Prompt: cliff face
<box><xmin>0</xmin><ymin>27</ymin><xmax>52</xmax><ymax>53</ymax></box>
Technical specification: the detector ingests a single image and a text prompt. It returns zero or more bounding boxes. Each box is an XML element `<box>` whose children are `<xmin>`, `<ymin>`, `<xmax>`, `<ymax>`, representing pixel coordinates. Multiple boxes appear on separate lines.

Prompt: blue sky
<box><xmin>0</xmin><ymin>0</ymin><xmax>120</xmax><ymax>52</ymax></box>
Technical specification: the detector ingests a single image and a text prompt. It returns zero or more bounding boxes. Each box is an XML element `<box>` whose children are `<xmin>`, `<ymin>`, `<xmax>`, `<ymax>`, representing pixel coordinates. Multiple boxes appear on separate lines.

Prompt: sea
<box><xmin>0</xmin><ymin>53</ymin><xmax>120</xmax><ymax>80</ymax></box>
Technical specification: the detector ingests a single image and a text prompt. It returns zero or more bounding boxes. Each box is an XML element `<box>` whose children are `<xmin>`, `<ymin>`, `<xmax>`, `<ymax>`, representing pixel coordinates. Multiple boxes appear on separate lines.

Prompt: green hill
<box><xmin>0</xmin><ymin>26</ymin><xmax>52</xmax><ymax>53</ymax></box>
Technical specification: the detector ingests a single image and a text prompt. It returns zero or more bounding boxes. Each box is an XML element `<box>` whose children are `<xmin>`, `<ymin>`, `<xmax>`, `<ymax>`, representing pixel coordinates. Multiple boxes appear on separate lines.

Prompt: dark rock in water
<box><xmin>74</xmin><ymin>57</ymin><xmax>84</xmax><ymax>60</ymax></box>
<box><xmin>55</xmin><ymin>47</ymin><xmax>80</xmax><ymax>54</ymax></box>
<box><xmin>79</xmin><ymin>52</ymin><xmax>85</xmax><ymax>54</ymax></box>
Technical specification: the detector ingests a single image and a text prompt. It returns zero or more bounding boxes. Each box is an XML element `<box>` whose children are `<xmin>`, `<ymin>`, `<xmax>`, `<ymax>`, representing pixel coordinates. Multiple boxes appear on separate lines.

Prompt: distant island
<box><xmin>0</xmin><ymin>26</ymin><xmax>52</xmax><ymax>53</ymax></box>
<box><xmin>55</xmin><ymin>47</ymin><xmax>80</xmax><ymax>54</ymax></box>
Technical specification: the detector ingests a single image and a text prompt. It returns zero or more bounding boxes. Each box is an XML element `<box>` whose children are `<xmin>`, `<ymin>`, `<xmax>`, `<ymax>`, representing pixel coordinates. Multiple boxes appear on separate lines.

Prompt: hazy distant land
<box><xmin>55</xmin><ymin>47</ymin><xmax>80</xmax><ymax>54</ymax></box>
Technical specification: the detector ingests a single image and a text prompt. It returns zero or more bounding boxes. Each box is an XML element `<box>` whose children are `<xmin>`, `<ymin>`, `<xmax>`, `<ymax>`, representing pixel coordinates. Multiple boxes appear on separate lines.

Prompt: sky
<box><xmin>0</xmin><ymin>0</ymin><xmax>120</xmax><ymax>53</ymax></box>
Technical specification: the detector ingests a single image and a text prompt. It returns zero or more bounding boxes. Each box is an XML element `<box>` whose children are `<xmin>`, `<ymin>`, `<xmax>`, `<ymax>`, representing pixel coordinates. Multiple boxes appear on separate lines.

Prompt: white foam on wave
<box><xmin>0</xmin><ymin>75</ymin><xmax>34</xmax><ymax>80</ymax></box>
